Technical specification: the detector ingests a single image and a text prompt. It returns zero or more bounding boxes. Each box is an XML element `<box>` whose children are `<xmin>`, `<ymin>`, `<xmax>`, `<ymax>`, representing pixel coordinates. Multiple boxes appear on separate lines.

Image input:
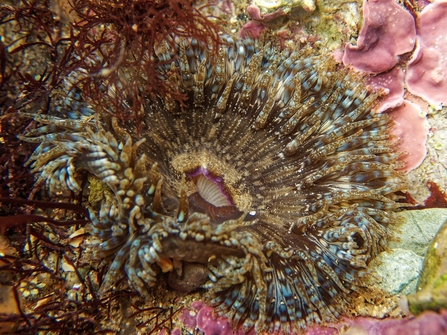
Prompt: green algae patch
<box><xmin>407</xmin><ymin>219</ymin><xmax>447</xmax><ymax>315</ymax></box>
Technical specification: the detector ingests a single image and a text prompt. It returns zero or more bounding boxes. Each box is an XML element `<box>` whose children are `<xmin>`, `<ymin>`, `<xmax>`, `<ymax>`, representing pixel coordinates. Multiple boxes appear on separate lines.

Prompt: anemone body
<box><xmin>23</xmin><ymin>36</ymin><xmax>406</xmax><ymax>333</ymax></box>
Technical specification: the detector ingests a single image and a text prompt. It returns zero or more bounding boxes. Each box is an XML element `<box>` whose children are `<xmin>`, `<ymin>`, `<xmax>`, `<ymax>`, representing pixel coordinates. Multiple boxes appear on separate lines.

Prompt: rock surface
<box><xmin>390</xmin><ymin>209</ymin><xmax>447</xmax><ymax>256</ymax></box>
<box><xmin>371</xmin><ymin>209</ymin><xmax>447</xmax><ymax>295</ymax></box>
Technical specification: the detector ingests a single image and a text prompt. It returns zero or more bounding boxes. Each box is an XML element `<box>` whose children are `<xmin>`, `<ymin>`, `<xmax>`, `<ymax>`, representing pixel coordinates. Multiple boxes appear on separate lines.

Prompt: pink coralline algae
<box><xmin>365</xmin><ymin>67</ymin><xmax>429</xmax><ymax>173</ymax></box>
<box><xmin>240</xmin><ymin>20</ymin><xmax>266</xmax><ymax>39</ymax></box>
<box><xmin>341</xmin><ymin>0</ymin><xmax>433</xmax><ymax>173</ymax></box>
<box><xmin>417</xmin><ymin>0</ymin><xmax>434</xmax><ymax>10</ymax></box>
<box><xmin>174</xmin><ymin>303</ymin><xmax>447</xmax><ymax>335</ymax></box>
<box><xmin>343</xmin><ymin>0</ymin><xmax>416</xmax><ymax>74</ymax></box>
<box><xmin>389</xmin><ymin>101</ymin><xmax>429</xmax><ymax>173</ymax></box>
<box><xmin>345</xmin><ymin>310</ymin><xmax>447</xmax><ymax>335</ymax></box>
<box><xmin>240</xmin><ymin>4</ymin><xmax>287</xmax><ymax>38</ymax></box>
<box><xmin>178</xmin><ymin>301</ymin><xmax>340</xmax><ymax>335</ymax></box>
<box><xmin>406</xmin><ymin>0</ymin><xmax>447</xmax><ymax>106</ymax></box>
<box><xmin>179</xmin><ymin>301</ymin><xmax>254</xmax><ymax>335</ymax></box>
<box><xmin>367</xmin><ymin>67</ymin><xmax>405</xmax><ymax>113</ymax></box>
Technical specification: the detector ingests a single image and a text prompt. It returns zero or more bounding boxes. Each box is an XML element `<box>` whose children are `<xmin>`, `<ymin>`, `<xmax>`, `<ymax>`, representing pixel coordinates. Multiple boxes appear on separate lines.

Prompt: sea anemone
<box><xmin>21</xmin><ymin>35</ymin><xmax>406</xmax><ymax>333</ymax></box>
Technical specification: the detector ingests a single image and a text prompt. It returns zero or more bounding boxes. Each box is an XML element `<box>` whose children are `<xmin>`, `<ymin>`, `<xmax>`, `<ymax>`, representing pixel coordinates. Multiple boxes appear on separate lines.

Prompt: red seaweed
<box><xmin>424</xmin><ymin>181</ymin><xmax>447</xmax><ymax>209</ymax></box>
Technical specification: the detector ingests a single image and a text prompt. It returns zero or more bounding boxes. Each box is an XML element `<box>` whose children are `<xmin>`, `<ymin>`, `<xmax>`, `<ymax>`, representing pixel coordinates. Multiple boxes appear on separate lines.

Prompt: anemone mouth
<box><xmin>185</xmin><ymin>170</ymin><xmax>248</xmax><ymax>224</ymax></box>
<box><xmin>191</xmin><ymin>173</ymin><xmax>233</xmax><ymax>207</ymax></box>
<box><xmin>169</xmin><ymin>149</ymin><xmax>253</xmax><ymax>214</ymax></box>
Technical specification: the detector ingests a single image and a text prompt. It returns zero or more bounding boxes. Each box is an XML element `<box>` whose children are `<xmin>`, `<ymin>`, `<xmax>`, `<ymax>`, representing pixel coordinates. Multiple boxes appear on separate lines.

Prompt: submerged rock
<box><xmin>390</xmin><ymin>209</ymin><xmax>447</xmax><ymax>257</ymax></box>
<box><xmin>371</xmin><ymin>209</ymin><xmax>447</xmax><ymax>296</ymax></box>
